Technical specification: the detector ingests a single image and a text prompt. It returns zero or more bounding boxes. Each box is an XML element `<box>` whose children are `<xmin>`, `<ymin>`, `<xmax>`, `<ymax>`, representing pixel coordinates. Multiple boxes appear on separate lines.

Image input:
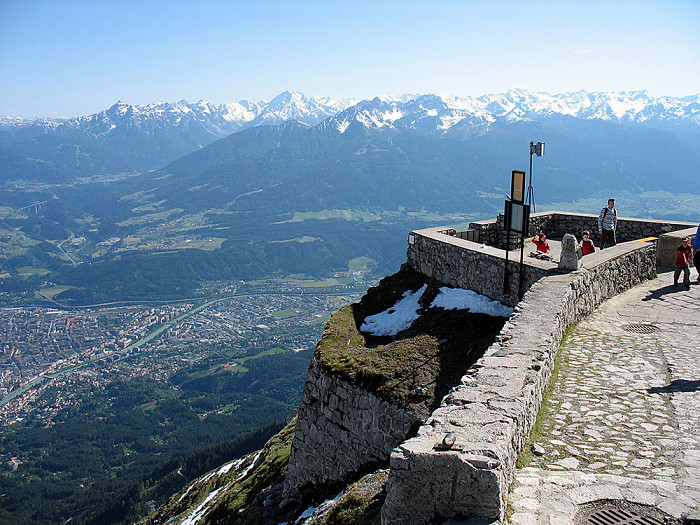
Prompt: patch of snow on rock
<box><xmin>180</xmin><ymin>487</ymin><xmax>222</xmax><ymax>525</ymax></box>
<box><xmin>360</xmin><ymin>285</ymin><xmax>427</xmax><ymax>336</ymax></box>
<box><xmin>431</xmin><ymin>287</ymin><xmax>513</xmax><ymax>317</ymax></box>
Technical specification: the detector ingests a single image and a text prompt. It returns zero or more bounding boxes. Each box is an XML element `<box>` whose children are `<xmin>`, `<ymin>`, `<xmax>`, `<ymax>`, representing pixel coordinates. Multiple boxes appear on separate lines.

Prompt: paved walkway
<box><xmin>508</xmin><ymin>269</ymin><xmax>700</xmax><ymax>523</ymax></box>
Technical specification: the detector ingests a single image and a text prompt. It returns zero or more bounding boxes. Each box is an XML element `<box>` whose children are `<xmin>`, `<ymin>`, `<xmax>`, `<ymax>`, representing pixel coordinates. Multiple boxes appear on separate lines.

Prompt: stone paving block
<box><xmin>657</xmin><ymin>499</ymin><xmax>693</xmax><ymax>519</ymax></box>
<box><xmin>548</xmin><ymin>516</ymin><xmax>571</xmax><ymax>525</ymax></box>
<box><xmin>621</xmin><ymin>487</ymin><xmax>657</xmax><ymax>506</ymax></box>
<box><xmin>507</xmin><ymin>269</ymin><xmax>700</xmax><ymax>523</ymax></box>
<box><xmin>510</xmin><ymin>512</ymin><xmax>538</xmax><ymax>525</ymax></box>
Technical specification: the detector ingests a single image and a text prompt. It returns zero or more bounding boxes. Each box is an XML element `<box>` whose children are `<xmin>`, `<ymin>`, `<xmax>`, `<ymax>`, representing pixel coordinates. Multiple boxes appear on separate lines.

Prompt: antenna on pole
<box><xmin>527</xmin><ymin>141</ymin><xmax>544</xmax><ymax>213</ymax></box>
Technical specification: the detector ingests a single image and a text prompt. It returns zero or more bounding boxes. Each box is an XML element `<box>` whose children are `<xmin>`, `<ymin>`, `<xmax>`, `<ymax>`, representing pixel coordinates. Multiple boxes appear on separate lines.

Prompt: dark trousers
<box><xmin>675</xmin><ymin>265</ymin><xmax>691</xmax><ymax>286</ymax></box>
<box><xmin>600</xmin><ymin>228</ymin><xmax>616</xmax><ymax>249</ymax></box>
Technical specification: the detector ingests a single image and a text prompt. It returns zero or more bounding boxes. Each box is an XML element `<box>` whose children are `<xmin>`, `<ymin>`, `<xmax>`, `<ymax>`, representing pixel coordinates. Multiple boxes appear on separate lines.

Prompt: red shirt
<box><xmin>532</xmin><ymin>237</ymin><xmax>550</xmax><ymax>253</ymax></box>
<box><xmin>676</xmin><ymin>244</ymin><xmax>693</xmax><ymax>267</ymax></box>
<box><xmin>580</xmin><ymin>239</ymin><xmax>595</xmax><ymax>256</ymax></box>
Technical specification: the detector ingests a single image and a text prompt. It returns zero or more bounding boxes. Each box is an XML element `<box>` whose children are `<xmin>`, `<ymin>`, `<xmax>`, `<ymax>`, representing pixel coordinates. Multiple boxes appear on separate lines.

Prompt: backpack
<box><xmin>602</xmin><ymin>207</ymin><xmax>616</xmax><ymax>219</ymax></box>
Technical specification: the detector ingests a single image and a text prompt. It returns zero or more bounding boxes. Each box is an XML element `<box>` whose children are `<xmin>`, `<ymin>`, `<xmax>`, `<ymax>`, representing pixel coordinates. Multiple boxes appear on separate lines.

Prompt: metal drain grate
<box><xmin>621</xmin><ymin>324</ymin><xmax>660</xmax><ymax>334</ymax></box>
<box><xmin>574</xmin><ymin>501</ymin><xmax>679</xmax><ymax>525</ymax></box>
<box><xmin>586</xmin><ymin>507</ymin><xmax>663</xmax><ymax>525</ymax></box>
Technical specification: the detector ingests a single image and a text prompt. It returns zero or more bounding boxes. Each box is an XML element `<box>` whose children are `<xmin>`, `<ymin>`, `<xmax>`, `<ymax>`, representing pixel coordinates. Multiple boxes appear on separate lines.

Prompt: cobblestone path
<box><xmin>508</xmin><ymin>269</ymin><xmax>700</xmax><ymax>524</ymax></box>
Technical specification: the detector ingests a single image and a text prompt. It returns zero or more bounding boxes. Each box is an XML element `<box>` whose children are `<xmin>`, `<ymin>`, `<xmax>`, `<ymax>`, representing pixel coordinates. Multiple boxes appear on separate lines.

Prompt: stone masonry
<box><xmin>409</xmin><ymin>212</ymin><xmax>696</xmax><ymax>307</ymax></box>
<box><xmin>407</xmin><ymin>227</ymin><xmax>550</xmax><ymax>307</ymax></box>
<box><xmin>468</xmin><ymin>211</ymin><xmax>694</xmax><ymax>250</ymax></box>
<box><xmin>509</xmin><ymin>269</ymin><xmax>700</xmax><ymax>523</ymax></box>
<box><xmin>282</xmin><ymin>353</ymin><xmax>420</xmax><ymax>499</ymax></box>
<box><xmin>381</xmin><ymin>240</ymin><xmax>657</xmax><ymax>523</ymax></box>
<box><xmin>281</xmin><ymin>211</ymin><xmax>694</xmax><ymax>524</ymax></box>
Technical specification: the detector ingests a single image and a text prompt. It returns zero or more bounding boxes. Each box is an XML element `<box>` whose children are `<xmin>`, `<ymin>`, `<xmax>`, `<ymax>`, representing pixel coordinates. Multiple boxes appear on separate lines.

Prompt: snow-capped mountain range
<box><xmin>1</xmin><ymin>89</ymin><xmax>698</xmax><ymax>184</ymax></box>
<box><xmin>2</xmin><ymin>89</ymin><xmax>698</xmax><ymax>138</ymax></box>
<box><xmin>324</xmin><ymin>89</ymin><xmax>700</xmax><ymax>138</ymax></box>
<box><xmin>0</xmin><ymin>90</ymin><xmax>359</xmax><ymax>138</ymax></box>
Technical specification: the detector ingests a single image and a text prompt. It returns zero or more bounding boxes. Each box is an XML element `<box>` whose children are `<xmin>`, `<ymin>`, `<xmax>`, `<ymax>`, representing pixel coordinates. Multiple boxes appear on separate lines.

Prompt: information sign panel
<box><xmin>504</xmin><ymin>200</ymin><xmax>530</xmax><ymax>236</ymax></box>
<box><xmin>511</xmin><ymin>170</ymin><xmax>526</xmax><ymax>203</ymax></box>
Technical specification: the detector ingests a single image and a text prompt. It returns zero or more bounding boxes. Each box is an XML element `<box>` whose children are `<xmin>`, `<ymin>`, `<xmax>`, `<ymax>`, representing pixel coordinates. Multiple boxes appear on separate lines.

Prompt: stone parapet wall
<box><xmin>409</xmin><ymin>213</ymin><xmax>695</xmax><ymax>307</ymax></box>
<box><xmin>407</xmin><ymin>227</ymin><xmax>549</xmax><ymax>307</ymax></box>
<box><xmin>381</xmin><ymin>240</ymin><xmax>657</xmax><ymax>524</ymax></box>
<box><xmin>282</xmin><ymin>354</ymin><xmax>420</xmax><ymax>499</ymax></box>
<box><xmin>468</xmin><ymin>211</ymin><xmax>695</xmax><ymax>249</ymax></box>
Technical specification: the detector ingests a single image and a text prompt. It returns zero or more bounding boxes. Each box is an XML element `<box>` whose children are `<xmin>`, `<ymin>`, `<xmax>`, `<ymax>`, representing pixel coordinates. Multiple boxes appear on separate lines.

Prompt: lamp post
<box><xmin>527</xmin><ymin>141</ymin><xmax>545</xmax><ymax>213</ymax></box>
<box><xmin>517</xmin><ymin>141</ymin><xmax>544</xmax><ymax>299</ymax></box>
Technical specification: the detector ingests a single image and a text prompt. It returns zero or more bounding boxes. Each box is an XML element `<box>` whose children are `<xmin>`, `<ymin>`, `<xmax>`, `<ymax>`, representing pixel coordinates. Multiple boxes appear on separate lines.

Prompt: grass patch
<box><xmin>0</xmin><ymin>207</ymin><xmax>24</xmax><ymax>219</ymax></box>
<box><xmin>274</xmin><ymin>209</ymin><xmax>382</xmax><ymax>224</ymax></box>
<box><xmin>272</xmin><ymin>307</ymin><xmax>311</xmax><ymax>319</ymax></box>
<box><xmin>139</xmin><ymin>421</ymin><xmax>295</xmax><ymax>525</ymax></box>
<box><xmin>516</xmin><ymin>322</ymin><xmax>575</xmax><ymax>468</ymax></box>
<box><xmin>308</xmin><ymin>470</ymin><xmax>387</xmax><ymax>525</ymax></box>
<box><xmin>38</xmin><ymin>285</ymin><xmax>75</xmax><ymax>299</ymax></box>
<box><xmin>269</xmin><ymin>236</ymin><xmax>321</xmax><ymax>244</ymax></box>
<box><xmin>122</xmin><ymin>236</ymin><xmax>142</xmax><ymax>246</ymax></box>
<box><xmin>171</xmin><ymin>237</ymin><xmax>226</xmax><ymax>250</ymax></box>
<box><xmin>234</xmin><ymin>348</ymin><xmax>286</xmax><ymax>365</ymax></box>
<box><xmin>17</xmin><ymin>266</ymin><xmax>50</xmax><ymax>275</ymax></box>
<box><xmin>132</xmin><ymin>200</ymin><xmax>167</xmax><ymax>213</ymax></box>
<box><xmin>186</xmin><ymin>363</ymin><xmax>238</xmax><ymax>381</ymax></box>
<box><xmin>297</xmin><ymin>278</ymin><xmax>342</xmax><ymax>288</ymax></box>
<box><xmin>347</xmin><ymin>256</ymin><xmax>375</xmax><ymax>272</ymax></box>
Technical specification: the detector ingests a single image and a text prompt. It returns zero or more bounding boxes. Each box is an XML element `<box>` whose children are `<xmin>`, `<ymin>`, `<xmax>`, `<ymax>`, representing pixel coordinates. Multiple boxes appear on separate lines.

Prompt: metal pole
<box><xmin>527</xmin><ymin>142</ymin><xmax>535</xmax><ymax>213</ymax></box>
<box><xmin>503</xmin><ymin>229</ymin><xmax>510</xmax><ymax>296</ymax></box>
<box><xmin>518</xmin><ymin>228</ymin><xmax>525</xmax><ymax>300</ymax></box>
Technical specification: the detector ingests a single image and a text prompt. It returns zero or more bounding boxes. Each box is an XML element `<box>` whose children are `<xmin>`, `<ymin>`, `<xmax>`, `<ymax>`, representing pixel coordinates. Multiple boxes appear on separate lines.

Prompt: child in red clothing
<box><xmin>674</xmin><ymin>237</ymin><xmax>694</xmax><ymax>288</ymax></box>
<box><xmin>530</xmin><ymin>232</ymin><xmax>551</xmax><ymax>258</ymax></box>
<box><xmin>532</xmin><ymin>232</ymin><xmax>550</xmax><ymax>253</ymax></box>
<box><xmin>579</xmin><ymin>230</ymin><xmax>595</xmax><ymax>256</ymax></box>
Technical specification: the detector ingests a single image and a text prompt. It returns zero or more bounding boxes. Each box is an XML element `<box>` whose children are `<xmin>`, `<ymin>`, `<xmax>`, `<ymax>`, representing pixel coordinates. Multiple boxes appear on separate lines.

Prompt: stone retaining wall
<box><xmin>468</xmin><ymin>211</ymin><xmax>694</xmax><ymax>250</ymax></box>
<box><xmin>381</xmin><ymin>240</ymin><xmax>657</xmax><ymax>524</ymax></box>
<box><xmin>282</xmin><ymin>354</ymin><xmax>420</xmax><ymax>499</ymax></box>
<box><xmin>407</xmin><ymin>227</ymin><xmax>549</xmax><ymax>307</ymax></box>
<box><xmin>408</xmin><ymin>213</ymin><xmax>695</xmax><ymax>307</ymax></box>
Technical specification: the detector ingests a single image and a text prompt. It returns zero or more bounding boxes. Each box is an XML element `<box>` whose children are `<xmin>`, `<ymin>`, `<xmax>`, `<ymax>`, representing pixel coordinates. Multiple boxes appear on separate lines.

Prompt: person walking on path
<box><xmin>693</xmin><ymin>223</ymin><xmax>700</xmax><ymax>282</ymax></box>
<box><xmin>674</xmin><ymin>237</ymin><xmax>694</xmax><ymax>288</ymax></box>
<box><xmin>598</xmin><ymin>198</ymin><xmax>617</xmax><ymax>249</ymax></box>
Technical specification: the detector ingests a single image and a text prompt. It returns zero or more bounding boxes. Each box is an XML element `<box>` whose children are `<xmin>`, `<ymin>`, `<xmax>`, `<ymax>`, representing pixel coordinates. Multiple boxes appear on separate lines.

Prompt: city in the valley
<box><xmin>0</xmin><ymin>279</ymin><xmax>367</xmax><ymax>428</ymax></box>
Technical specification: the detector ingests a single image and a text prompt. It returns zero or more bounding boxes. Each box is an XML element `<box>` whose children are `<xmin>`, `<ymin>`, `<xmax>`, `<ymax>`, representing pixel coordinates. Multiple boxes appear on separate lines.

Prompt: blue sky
<box><xmin>1</xmin><ymin>0</ymin><xmax>698</xmax><ymax>117</ymax></box>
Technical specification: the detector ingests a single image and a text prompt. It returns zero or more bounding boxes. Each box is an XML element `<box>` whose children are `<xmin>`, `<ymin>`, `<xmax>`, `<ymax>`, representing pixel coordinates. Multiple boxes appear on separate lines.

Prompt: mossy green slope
<box><xmin>316</xmin><ymin>266</ymin><xmax>507</xmax><ymax>418</ymax></box>
<box><xmin>141</xmin><ymin>420</ymin><xmax>295</xmax><ymax>525</ymax></box>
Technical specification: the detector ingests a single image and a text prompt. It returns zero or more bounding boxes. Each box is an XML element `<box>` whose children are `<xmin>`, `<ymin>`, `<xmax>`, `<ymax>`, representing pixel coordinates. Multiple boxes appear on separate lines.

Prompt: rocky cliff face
<box><xmin>282</xmin><ymin>352</ymin><xmax>420</xmax><ymax>503</ymax></box>
<box><xmin>141</xmin><ymin>267</ymin><xmax>506</xmax><ymax>524</ymax></box>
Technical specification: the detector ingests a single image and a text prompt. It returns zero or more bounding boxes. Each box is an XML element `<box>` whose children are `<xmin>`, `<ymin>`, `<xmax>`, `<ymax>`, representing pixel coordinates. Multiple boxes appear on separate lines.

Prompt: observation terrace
<box><xmin>381</xmin><ymin>210</ymin><xmax>697</xmax><ymax>523</ymax></box>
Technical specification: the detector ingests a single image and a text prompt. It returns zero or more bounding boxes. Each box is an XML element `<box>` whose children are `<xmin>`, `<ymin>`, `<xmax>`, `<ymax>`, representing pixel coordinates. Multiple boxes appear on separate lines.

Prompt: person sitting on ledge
<box><xmin>579</xmin><ymin>230</ymin><xmax>596</xmax><ymax>256</ymax></box>
<box><xmin>530</xmin><ymin>232</ymin><xmax>551</xmax><ymax>259</ymax></box>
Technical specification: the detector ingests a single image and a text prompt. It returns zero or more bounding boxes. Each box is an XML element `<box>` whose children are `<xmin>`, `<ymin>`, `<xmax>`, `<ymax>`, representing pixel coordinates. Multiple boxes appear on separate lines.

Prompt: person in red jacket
<box><xmin>579</xmin><ymin>230</ymin><xmax>595</xmax><ymax>256</ymax></box>
<box><xmin>530</xmin><ymin>232</ymin><xmax>551</xmax><ymax>258</ymax></box>
<box><xmin>674</xmin><ymin>237</ymin><xmax>693</xmax><ymax>288</ymax></box>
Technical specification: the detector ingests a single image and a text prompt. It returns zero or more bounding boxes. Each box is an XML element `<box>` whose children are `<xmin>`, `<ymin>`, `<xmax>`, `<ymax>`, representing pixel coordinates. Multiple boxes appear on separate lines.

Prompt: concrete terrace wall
<box><xmin>282</xmin><ymin>354</ymin><xmax>420</xmax><ymax>500</ymax></box>
<box><xmin>381</xmin><ymin>240</ymin><xmax>657</xmax><ymax>524</ymax></box>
